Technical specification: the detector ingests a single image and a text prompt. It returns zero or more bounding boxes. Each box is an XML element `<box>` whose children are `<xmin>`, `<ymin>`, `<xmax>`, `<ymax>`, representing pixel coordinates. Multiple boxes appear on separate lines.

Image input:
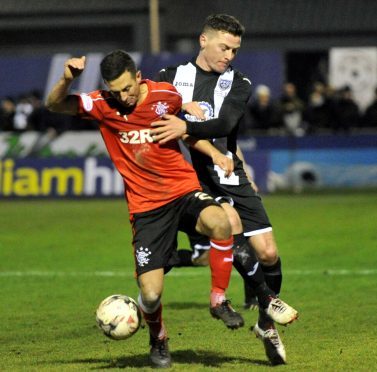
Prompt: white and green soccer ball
<box><xmin>96</xmin><ymin>294</ymin><xmax>141</xmax><ymax>340</ymax></box>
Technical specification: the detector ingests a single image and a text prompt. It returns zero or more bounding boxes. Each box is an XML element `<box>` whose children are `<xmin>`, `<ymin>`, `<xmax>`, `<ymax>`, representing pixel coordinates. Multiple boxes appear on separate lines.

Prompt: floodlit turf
<box><xmin>1</xmin><ymin>192</ymin><xmax>377</xmax><ymax>371</ymax></box>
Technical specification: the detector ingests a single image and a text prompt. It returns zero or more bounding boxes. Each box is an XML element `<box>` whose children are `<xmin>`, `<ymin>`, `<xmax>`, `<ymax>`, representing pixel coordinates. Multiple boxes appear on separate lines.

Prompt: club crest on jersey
<box><xmin>219</xmin><ymin>79</ymin><xmax>232</xmax><ymax>90</ymax></box>
<box><xmin>184</xmin><ymin>101</ymin><xmax>214</xmax><ymax>122</ymax></box>
<box><xmin>80</xmin><ymin>93</ymin><xmax>93</xmax><ymax>111</ymax></box>
<box><xmin>152</xmin><ymin>101</ymin><xmax>169</xmax><ymax>116</ymax></box>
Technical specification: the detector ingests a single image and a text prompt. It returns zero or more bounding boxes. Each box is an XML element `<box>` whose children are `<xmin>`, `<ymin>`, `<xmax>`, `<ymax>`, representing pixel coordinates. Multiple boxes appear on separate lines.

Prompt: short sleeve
<box><xmin>76</xmin><ymin>92</ymin><xmax>104</xmax><ymax>121</ymax></box>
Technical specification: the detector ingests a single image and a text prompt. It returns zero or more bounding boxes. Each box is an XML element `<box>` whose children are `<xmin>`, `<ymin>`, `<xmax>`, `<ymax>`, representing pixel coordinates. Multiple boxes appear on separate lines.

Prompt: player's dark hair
<box><xmin>100</xmin><ymin>50</ymin><xmax>137</xmax><ymax>82</ymax></box>
<box><xmin>202</xmin><ymin>14</ymin><xmax>245</xmax><ymax>37</ymax></box>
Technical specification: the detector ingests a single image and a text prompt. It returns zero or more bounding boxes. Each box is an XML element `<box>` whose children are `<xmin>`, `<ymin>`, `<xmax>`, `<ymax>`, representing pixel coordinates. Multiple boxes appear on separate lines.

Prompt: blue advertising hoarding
<box><xmin>1</xmin><ymin>132</ymin><xmax>376</xmax><ymax>198</ymax></box>
<box><xmin>239</xmin><ymin>134</ymin><xmax>377</xmax><ymax>193</ymax></box>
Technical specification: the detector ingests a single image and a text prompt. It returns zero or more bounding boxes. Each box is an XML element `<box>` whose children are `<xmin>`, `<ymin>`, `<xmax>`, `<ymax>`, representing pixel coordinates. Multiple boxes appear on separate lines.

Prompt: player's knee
<box><xmin>221</xmin><ymin>203</ymin><xmax>243</xmax><ymax>234</ymax></box>
<box><xmin>198</xmin><ymin>206</ymin><xmax>232</xmax><ymax>240</ymax></box>
<box><xmin>213</xmin><ymin>220</ymin><xmax>232</xmax><ymax>240</ymax></box>
<box><xmin>256</xmin><ymin>245</ymin><xmax>278</xmax><ymax>265</ymax></box>
<box><xmin>227</xmin><ymin>211</ymin><xmax>242</xmax><ymax>234</ymax></box>
<box><xmin>249</xmin><ymin>233</ymin><xmax>279</xmax><ymax>265</ymax></box>
<box><xmin>208</xmin><ymin>212</ymin><xmax>232</xmax><ymax>240</ymax></box>
<box><xmin>139</xmin><ymin>290</ymin><xmax>161</xmax><ymax>313</ymax></box>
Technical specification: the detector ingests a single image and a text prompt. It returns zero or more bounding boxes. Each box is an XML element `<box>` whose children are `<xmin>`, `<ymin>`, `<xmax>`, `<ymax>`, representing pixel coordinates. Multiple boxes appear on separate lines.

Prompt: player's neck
<box><xmin>137</xmin><ymin>82</ymin><xmax>149</xmax><ymax>106</ymax></box>
<box><xmin>195</xmin><ymin>54</ymin><xmax>211</xmax><ymax>72</ymax></box>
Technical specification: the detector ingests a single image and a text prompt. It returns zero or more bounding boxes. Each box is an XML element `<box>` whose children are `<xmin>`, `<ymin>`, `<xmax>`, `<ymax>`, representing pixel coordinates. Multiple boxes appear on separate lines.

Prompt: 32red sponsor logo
<box><xmin>119</xmin><ymin>129</ymin><xmax>153</xmax><ymax>144</ymax></box>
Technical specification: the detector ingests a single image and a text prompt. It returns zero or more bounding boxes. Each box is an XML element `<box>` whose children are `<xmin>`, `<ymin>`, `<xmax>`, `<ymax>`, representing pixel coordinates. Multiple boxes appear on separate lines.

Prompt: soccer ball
<box><xmin>96</xmin><ymin>294</ymin><xmax>141</xmax><ymax>340</ymax></box>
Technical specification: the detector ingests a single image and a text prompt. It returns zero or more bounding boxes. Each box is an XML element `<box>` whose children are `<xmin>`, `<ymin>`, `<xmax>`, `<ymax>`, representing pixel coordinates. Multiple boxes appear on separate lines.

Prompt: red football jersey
<box><xmin>76</xmin><ymin>79</ymin><xmax>201</xmax><ymax>213</ymax></box>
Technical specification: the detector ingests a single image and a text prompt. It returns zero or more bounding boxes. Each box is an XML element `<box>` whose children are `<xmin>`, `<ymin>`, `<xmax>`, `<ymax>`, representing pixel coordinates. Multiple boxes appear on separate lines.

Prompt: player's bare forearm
<box><xmin>187</xmin><ymin>138</ymin><xmax>234</xmax><ymax>177</ymax></box>
<box><xmin>45</xmin><ymin>56</ymin><xmax>86</xmax><ymax>115</ymax></box>
<box><xmin>188</xmin><ymin>138</ymin><xmax>217</xmax><ymax>159</ymax></box>
<box><xmin>45</xmin><ymin>77</ymin><xmax>76</xmax><ymax>114</ymax></box>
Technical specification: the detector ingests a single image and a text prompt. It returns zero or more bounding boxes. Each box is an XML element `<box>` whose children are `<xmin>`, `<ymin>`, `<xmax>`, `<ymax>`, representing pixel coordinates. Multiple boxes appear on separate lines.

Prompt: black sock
<box><xmin>175</xmin><ymin>249</ymin><xmax>193</xmax><ymax>267</ymax></box>
<box><xmin>258</xmin><ymin>306</ymin><xmax>274</xmax><ymax>328</ymax></box>
<box><xmin>232</xmin><ymin>234</ymin><xmax>274</xmax><ymax>308</ymax></box>
<box><xmin>243</xmin><ymin>281</ymin><xmax>257</xmax><ymax>304</ymax></box>
<box><xmin>261</xmin><ymin>257</ymin><xmax>282</xmax><ymax>295</ymax></box>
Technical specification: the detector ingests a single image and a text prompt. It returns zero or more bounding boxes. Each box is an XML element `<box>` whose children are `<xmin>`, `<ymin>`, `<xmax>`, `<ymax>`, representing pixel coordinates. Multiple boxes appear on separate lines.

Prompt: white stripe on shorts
<box><xmin>244</xmin><ymin>227</ymin><xmax>273</xmax><ymax>237</ymax></box>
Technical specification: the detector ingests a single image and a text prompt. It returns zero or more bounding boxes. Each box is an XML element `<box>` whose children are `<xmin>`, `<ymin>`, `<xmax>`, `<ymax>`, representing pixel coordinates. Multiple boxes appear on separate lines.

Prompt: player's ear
<box><xmin>136</xmin><ymin>70</ymin><xmax>142</xmax><ymax>82</ymax></box>
<box><xmin>199</xmin><ymin>33</ymin><xmax>207</xmax><ymax>48</ymax></box>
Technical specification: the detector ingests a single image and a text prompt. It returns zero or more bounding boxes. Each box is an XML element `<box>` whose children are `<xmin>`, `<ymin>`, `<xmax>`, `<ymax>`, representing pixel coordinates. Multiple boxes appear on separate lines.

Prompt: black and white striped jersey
<box><xmin>156</xmin><ymin>60</ymin><xmax>252</xmax><ymax>187</ymax></box>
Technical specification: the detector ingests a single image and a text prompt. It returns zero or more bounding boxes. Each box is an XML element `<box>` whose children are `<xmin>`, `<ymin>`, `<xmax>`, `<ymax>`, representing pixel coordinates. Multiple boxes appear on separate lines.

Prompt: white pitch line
<box><xmin>0</xmin><ymin>269</ymin><xmax>376</xmax><ymax>278</ymax></box>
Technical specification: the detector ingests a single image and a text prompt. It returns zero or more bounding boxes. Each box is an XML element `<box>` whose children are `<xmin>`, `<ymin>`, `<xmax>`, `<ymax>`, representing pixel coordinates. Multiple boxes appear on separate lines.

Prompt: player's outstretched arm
<box><xmin>151</xmin><ymin>104</ymin><xmax>242</xmax><ymax>142</ymax></box>
<box><xmin>45</xmin><ymin>56</ymin><xmax>86</xmax><ymax>115</ymax></box>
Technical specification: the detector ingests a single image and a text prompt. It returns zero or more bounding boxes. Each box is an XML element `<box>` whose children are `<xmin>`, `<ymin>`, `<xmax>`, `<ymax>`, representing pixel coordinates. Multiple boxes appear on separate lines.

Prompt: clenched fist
<box><xmin>64</xmin><ymin>56</ymin><xmax>86</xmax><ymax>81</ymax></box>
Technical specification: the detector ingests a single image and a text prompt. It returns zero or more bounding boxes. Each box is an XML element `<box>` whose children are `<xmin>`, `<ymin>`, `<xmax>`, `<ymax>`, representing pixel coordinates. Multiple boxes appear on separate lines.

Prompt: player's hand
<box><xmin>212</xmin><ymin>153</ymin><xmax>234</xmax><ymax>177</ymax></box>
<box><xmin>150</xmin><ymin>114</ymin><xmax>187</xmax><ymax>143</ymax></box>
<box><xmin>182</xmin><ymin>102</ymin><xmax>205</xmax><ymax>121</ymax></box>
<box><xmin>64</xmin><ymin>56</ymin><xmax>86</xmax><ymax>81</ymax></box>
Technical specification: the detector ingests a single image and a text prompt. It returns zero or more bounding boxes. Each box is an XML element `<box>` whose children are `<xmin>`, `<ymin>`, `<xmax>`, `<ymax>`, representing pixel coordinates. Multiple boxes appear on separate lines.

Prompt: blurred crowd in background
<box><xmin>0</xmin><ymin>90</ymin><xmax>98</xmax><ymax>135</ymax></box>
<box><xmin>1</xmin><ymin>81</ymin><xmax>377</xmax><ymax>137</ymax></box>
<box><xmin>241</xmin><ymin>82</ymin><xmax>377</xmax><ymax>136</ymax></box>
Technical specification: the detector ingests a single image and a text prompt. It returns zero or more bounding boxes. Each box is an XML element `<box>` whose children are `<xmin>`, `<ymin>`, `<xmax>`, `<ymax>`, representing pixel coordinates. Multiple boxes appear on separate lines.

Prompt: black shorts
<box><xmin>201</xmin><ymin>181</ymin><xmax>272</xmax><ymax>237</ymax></box>
<box><xmin>130</xmin><ymin>190</ymin><xmax>220</xmax><ymax>276</ymax></box>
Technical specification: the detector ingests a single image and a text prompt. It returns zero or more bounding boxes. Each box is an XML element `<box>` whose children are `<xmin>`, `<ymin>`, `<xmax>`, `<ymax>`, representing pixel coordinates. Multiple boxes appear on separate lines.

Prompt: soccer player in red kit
<box><xmin>45</xmin><ymin>50</ymin><xmax>243</xmax><ymax>368</ymax></box>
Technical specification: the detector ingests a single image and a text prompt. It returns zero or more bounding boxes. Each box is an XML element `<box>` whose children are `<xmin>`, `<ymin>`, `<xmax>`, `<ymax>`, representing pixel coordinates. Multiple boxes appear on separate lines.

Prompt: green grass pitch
<box><xmin>1</xmin><ymin>192</ymin><xmax>377</xmax><ymax>371</ymax></box>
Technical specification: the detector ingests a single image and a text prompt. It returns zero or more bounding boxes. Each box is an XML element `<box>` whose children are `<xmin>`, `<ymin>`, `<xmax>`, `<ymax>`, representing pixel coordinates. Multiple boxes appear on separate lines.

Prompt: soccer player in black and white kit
<box><xmin>151</xmin><ymin>14</ymin><xmax>298</xmax><ymax>365</ymax></box>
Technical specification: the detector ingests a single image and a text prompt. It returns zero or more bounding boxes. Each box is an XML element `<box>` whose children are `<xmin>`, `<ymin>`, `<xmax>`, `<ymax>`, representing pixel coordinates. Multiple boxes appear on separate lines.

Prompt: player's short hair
<box><xmin>202</xmin><ymin>14</ymin><xmax>245</xmax><ymax>37</ymax></box>
<box><xmin>100</xmin><ymin>50</ymin><xmax>137</xmax><ymax>82</ymax></box>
